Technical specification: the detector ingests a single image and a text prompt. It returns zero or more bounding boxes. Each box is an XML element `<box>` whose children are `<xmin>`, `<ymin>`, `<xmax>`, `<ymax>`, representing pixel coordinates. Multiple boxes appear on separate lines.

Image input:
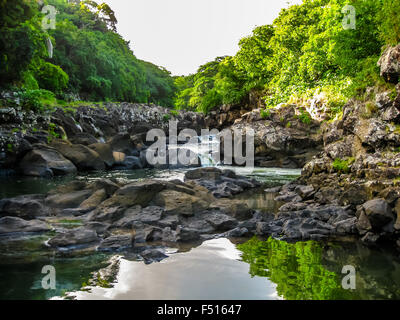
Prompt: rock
<box><xmin>19</xmin><ymin>145</ymin><xmax>77</xmax><ymax>177</ymax></box>
<box><xmin>378</xmin><ymin>44</ymin><xmax>400</xmax><ymax>83</ymax></box>
<box><xmin>89</xmin><ymin>179</ymin><xmax>120</xmax><ymax>197</ymax></box>
<box><xmin>45</xmin><ymin>189</ymin><xmax>93</xmax><ymax>209</ymax></box>
<box><xmin>140</xmin><ymin>248</ymin><xmax>168</xmax><ymax>264</ymax></box>
<box><xmin>176</xmin><ymin>226</ymin><xmax>200</xmax><ymax>242</ymax></box>
<box><xmin>88</xmin><ymin>143</ymin><xmax>114</xmax><ymax>167</ymax></box>
<box><xmin>334</xmin><ymin>217</ymin><xmax>357</xmax><ymax>235</ymax></box>
<box><xmin>84</xmin><ymin>222</ymin><xmax>110</xmax><ymax>235</ymax></box>
<box><xmin>275</xmin><ymin>192</ymin><xmax>302</xmax><ymax>203</ymax></box>
<box><xmin>377</xmin><ymin>188</ymin><xmax>400</xmax><ymax>205</ymax></box>
<box><xmin>123</xmin><ymin>206</ymin><xmax>164</xmax><ymax>224</ymax></box>
<box><xmin>50</xmin><ymin>140</ymin><xmax>105</xmax><ymax>171</ymax></box>
<box><xmin>0</xmin><ymin>195</ymin><xmax>46</xmax><ymax>219</ymax></box>
<box><xmin>98</xmin><ymin>234</ymin><xmax>134</xmax><ymax>252</ymax></box>
<box><xmin>204</xmin><ymin>211</ymin><xmax>238</xmax><ymax>231</ymax></box>
<box><xmin>70</xmin><ymin>133</ymin><xmax>98</xmax><ymax>146</ymax></box>
<box><xmin>79</xmin><ymin>189</ymin><xmax>107</xmax><ymax>211</ymax></box>
<box><xmin>294</xmin><ymin>185</ymin><xmax>315</xmax><ymax>199</ymax></box>
<box><xmin>394</xmin><ymin>199</ymin><xmax>400</xmax><ymax>230</ymax></box>
<box><xmin>0</xmin><ymin>217</ymin><xmax>50</xmax><ymax>235</ymax></box>
<box><xmin>107</xmin><ymin>180</ymin><xmax>166</xmax><ymax>207</ymax></box>
<box><xmin>114</xmin><ymin>156</ymin><xmax>143</xmax><ymax>170</ymax></box>
<box><xmin>209</xmin><ymin>199</ymin><xmax>253</xmax><ymax>220</ymax></box>
<box><xmin>158</xmin><ymin>215</ymin><xmax>180</xmax><ymax>229</ymax></box>
<box><xmin>113</xmin><ymin>152</ymin><xmax>126</xmax><ymax>164</ymax></box>
<box><xmin>265</xmin><ymin>186</ymin><xmax>282</xmax><ymax>193</ymax></box>
<box><xmin>362</xmin><ymin>199</ymin><xmax>394</xmax><ymax>229</ymax></box>
<box><xmin>152</xmin><ymin>189</ymin><xmax>209</xmax><ymax>217</ymax></box>
<box><xmin>361</xmin><ymin>232</ymin><xmax>380</xmax><ymax>244</ymax></box>
<box><xmin>224</xmin><ymin>227</ymin><xmax>250</xmax><ymax>238</ymax></box>
<box><xmin>382</xmin><ymin>105</ymin><xmax>400</xmax><ymax>122</ymax></box>
<box><xmin>48</xmin><ymin>180</ymin><xmax>88</xmax><ymax>195</ymax></box>
<box><xmin>185</xmin><ymin>167</ymin><xmax>222</xmax><ymax>181</ymax></box>
<box><xmin>108</xmin><ymin>133</ymin><xmax>136</xmax><ymax>155</ymax></box>
<box><xmin>48</xmin><ymin>227</ymin><xmax>99</xmax><ymax>248</ymax></box>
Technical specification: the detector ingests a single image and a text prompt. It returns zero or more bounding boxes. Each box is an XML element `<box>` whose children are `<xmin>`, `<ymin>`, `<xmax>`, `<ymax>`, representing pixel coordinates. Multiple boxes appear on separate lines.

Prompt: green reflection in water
<box><xmin>237</xmin><ymin>237</ymin><xmax>400</xmax><ymax>300</ymax></box>
<box><xmin>238</xmin><ymin>237</ymin><xmax>351</xmax><ymax>300</ymax></box>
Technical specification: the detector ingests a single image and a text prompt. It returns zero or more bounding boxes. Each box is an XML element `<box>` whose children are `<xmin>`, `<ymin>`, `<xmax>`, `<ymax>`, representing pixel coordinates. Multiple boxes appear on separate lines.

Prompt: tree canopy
<box><xmin>0</xmin><ymin>0</ymin><xmax>176</xmax><ymax>107</ymax></box>
<box><xmin>175</xmin><ymin>0</ymin><xmax>399</xmax><ymax>115</ymax></box>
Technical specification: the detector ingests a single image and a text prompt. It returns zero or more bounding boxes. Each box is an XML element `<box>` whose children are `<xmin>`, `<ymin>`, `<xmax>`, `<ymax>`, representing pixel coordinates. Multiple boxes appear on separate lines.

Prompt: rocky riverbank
<box><xmin>0</xmin><ymin>167</ymin><xmax>264</xmax><ymax>263</ymax></box>
<box><xmin>254</xmin><ymin>45</ymin><xmax>400</xmax><ymax>247</ymax></box>
<box><xmin>0</xmin><ymin>102</ymin><xmax>205</xmax><ymax>177</ymax></box>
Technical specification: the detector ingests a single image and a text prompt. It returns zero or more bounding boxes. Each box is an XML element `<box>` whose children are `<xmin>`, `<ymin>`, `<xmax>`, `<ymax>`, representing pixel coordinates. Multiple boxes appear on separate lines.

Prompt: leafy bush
<box><xmin>260</xmin><ymin>109</ymin><xmax>271</xmax><ymax>119</ymax></box>
<box><xmin>332</xmin><ymin>158</ymin><xmax>355</xmax><ymax>174</ymax></box>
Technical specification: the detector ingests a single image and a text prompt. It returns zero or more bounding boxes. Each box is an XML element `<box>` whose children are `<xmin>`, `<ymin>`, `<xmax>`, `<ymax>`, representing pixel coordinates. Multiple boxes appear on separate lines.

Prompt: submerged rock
<box><xmin>47</xmin><ymin>227</ymin><xmax>99</xmax><ymax>248</ymax></box>
<box><xmin>19</xmin><ymin>144</ymin><xmax>77</xmax><ymax>177</ymax></box>
<box><xmin>0</xmin><ymin>216</ymin><xmax>50</xmax><ymax>235</ymax></box>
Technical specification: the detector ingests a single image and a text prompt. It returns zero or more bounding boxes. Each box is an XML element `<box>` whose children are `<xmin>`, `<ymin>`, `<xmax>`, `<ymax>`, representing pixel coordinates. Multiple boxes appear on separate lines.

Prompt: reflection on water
<box><xmin>238</xmin><ymin>237</ymin><xmax>400</xmax><ymax>300</ymax></box>
<box><xmin>236</xmin><ymin>189</ymin><xmax>283</xmax><ymax>214</ymax></box>
<box><xmin>0</xmin><ymin>252</ymin><xmax>111</xmax><ymax>300</ymax></box>
<box><xmin>67</xmin><ymin>239</ymin><xmax>279</xmax><ymax>300</ymax></box>
<box><xmin>0</xmin><ymin>167</ymin><xmax>301</xmax><ymax>200</ymax></box>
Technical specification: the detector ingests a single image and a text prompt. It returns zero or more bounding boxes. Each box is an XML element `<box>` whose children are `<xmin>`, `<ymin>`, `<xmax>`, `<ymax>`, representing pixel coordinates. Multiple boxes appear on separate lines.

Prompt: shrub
<box><xmin>260</xmin><ymin>109</ymin><xmax>271</xmax><ymax>119</ymax></box>
<box><xmin>332</xmin><ymin>158</ymin><xmax>355</xmax><ymax>174</ymax></box>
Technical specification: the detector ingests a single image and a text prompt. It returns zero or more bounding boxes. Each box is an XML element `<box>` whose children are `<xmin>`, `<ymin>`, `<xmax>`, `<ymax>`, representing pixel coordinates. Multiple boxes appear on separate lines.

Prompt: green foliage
<box><xmin>238</xmin><ymin>237</ymin><xmax>352</xmax><ymax>300</ymax></box>
<box><xmin>260</xmin><ymin>109</ymin><xmax>271</xmax><ymax>119</ymax></box>
<box><xmin>36</xmin><ymin>62</ymin><xmax>69</xmax><ymax>93</ymax></box>
<box><xmin>332</xmin><ymin>157</ymin><xmax>355</xmax><ymax>174</ymax></box>
<box><xmin>0</xmin><ymin>0</ymin><xmax>176</xmax><ymax>107</ymax></box>
<box><xmin>377</xmin><ymin>0</ymin><xmax>400</xmax><ymax>45</ymax></box>
<box><xmin>175</xmin><ymin>0</ymin><xmax>394</xmax><ymax>115</ymax></box>
<box><xmin>299</xmin><ymin>110</ymin><xmax>312</xmax><ymax>124</ymax></box>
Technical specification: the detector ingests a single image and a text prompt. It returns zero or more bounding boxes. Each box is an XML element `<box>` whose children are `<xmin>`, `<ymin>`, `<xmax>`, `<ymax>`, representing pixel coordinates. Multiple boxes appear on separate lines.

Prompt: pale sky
<box><xmin>103</xmin><ymin>0</ymin><xmax>302</xmax><ymax>76</ymax></box>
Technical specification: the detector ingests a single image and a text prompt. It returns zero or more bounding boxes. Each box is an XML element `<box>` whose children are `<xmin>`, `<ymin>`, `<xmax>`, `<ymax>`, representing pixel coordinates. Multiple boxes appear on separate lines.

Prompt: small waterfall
<box><xmin>169</xmin><ymin>135</ymin><xmax>220</xmax><ymax>167</ymax></box>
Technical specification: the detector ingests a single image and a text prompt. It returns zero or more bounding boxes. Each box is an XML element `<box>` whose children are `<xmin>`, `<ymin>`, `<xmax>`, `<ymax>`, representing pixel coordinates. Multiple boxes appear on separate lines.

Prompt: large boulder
<box><xmin>0</xmin><ymin>195</ymin><xmax>47</xmax><ymax>219</ymax></box>
<box><xmin>47</xmin><ymin>227</ymin><xmax>99</xmax><ymax>248</ymax></box>
<box><xmin>203</xmin><ymin>211</ymin><xmax>238</xmax><ymax>231</ymax></box>
<box><xmin>0</xmin><ymin>216</ymin><xmax>50</xmax><ymax>235</ymax></box>
<box><xmin>378</xmin><ymin>44</ymin><xmax>400</xmax><ymax>83</ymax></box>
<box><xmin>70</xmin><ymin>132</ymin><xmax>98</xmax><ymax>146</ymax></box>
<box><xmin>79</xmin><ymin>189</ymin><xmax>108</xmax><ymax>211</ymax></box>
<box><xmin>101</xmin><ymin>180</ymin><xmax>166</xmax><ymax>208</ymax></box>
<box><xmin>88</xmin><ymin>143</ymin><xmax>115</xmax><ymax>167</ymax></box>
<box><xmin>19</xmin><ymin>145</ymin><xmax>77</xmax><ymax>177</ymax></box>
<box><xmin>50</xmin><ymin>140</ymin><xmax>105</xmax><ymax>171</ymax></box>
<box><xmin>358</xmin><ymin>199</ymin><xmax>394</xmax><ymax>231</ymax></box>
<box><xmin>45</xmin><ymin>189</ymin><xmax>93</xmax><ymax>209</ymax></box>
<box><xmin>98</xmin><ymin>234</ymin><xmax>134</xmax><ymax>252</ymax></box>
<box><xmin>152</xmin><ymin>189</ymin><xmax>209</xmax><ymax>217</ymax></box>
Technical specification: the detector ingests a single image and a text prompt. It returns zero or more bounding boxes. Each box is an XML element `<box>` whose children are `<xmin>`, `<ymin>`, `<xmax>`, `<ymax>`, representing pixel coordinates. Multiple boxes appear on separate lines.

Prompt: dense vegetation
<box><xmin>175</xmin><ymin>0</ymin><xmax>400</xmax><ymax>115</ymax></box>
<box><xmin>0</xmin><ymin>0</ymin><xmax>176</xmax><ymax>109</ymax></box>
<box><xmin>238</xmin><ymin>237</ymin><xmax>354</xmax><ymax>300</ymax></box>
<box><xmin>2</xmin><ymin>0</ymin><xmax>400</xmax><ymax>115</ymax></box>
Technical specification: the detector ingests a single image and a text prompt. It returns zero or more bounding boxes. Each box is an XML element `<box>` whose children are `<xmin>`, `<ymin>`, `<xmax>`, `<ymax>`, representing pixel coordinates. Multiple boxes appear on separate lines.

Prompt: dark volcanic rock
<box><xmin>0</xmin><ymin>216</ymin><xmax>50</xmax><ymax>235</ymax></box>
<box><xmin>19</xmin><ymin>144</ymin><xmax>77</xmax><ymax>177</ymax></box>
<box><xmin>98</xmin><ymin>234</ymin><xmax>134</xmax><ymax>252</ymax></box>
<box><xmin>47</xmin><ymin>227</ymin><xmax>99</xmax><ymax>248</ymax></box>
<box><xmin>0</xmin><ymin>195</ymin><xmax>47</xmax><ymax>219</ymax></box>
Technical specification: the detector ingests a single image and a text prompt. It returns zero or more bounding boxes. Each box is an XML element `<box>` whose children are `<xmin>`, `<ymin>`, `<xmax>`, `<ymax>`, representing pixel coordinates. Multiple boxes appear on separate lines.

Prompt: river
<box><xmin>1</xmin><ymin>167</ymin><xmax>400</xmax><ymax>300</ymax></box>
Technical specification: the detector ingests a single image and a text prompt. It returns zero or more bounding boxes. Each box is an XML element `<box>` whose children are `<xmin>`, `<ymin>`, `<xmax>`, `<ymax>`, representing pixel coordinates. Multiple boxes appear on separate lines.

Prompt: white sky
<box><xmin>102</xmin><ymin>0</ymin><xmax>302</xmax><ymax>76</ymax></box>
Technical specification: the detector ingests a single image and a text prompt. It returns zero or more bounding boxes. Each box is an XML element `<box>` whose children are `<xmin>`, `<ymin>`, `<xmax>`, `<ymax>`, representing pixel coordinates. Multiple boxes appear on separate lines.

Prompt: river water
<box><xmin>1</xmin><ymin>166</ymin><xmax>400</xmax><ymax>300</ymax></box>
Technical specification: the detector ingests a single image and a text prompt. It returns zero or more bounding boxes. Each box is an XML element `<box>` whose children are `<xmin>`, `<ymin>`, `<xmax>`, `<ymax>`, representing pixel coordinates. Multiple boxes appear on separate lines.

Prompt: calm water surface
<box><xmin>1</xmin><ymin>167</ymin><xmax>400</xmax><ymax>300</ymax></box>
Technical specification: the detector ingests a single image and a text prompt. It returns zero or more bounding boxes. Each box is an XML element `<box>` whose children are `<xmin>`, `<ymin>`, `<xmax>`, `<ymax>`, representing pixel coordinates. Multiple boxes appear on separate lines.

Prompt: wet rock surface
<box><xmin>0</xmin><ymin>168</ymin><xmax>260</xmax><ymax>255</ymax></box>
